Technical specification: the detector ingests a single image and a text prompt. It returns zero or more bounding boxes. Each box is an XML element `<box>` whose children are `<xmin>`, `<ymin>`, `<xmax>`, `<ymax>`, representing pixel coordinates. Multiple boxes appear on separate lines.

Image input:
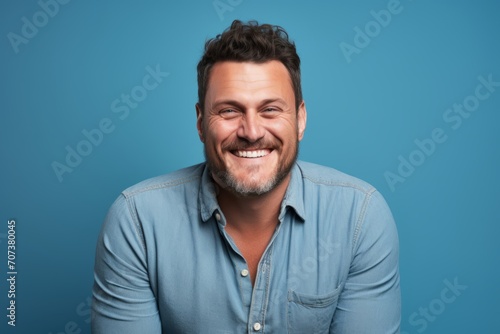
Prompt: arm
<box><xmin>331</xmin><ymin>190</ymin><xmax>401</xmax><ymax>333</ymax></box>
<box><xmin>92</xmin><ymin>195</ymin><xmax>161</xmax><ymax>334</ymax></box>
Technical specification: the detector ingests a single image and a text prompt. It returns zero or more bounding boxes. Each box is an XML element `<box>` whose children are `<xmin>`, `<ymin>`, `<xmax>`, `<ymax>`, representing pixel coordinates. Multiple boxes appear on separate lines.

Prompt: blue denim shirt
<box><xmin>92</xmin><ymin>161</ymin><xmax>400</xmax><ymax>333</ymax></box>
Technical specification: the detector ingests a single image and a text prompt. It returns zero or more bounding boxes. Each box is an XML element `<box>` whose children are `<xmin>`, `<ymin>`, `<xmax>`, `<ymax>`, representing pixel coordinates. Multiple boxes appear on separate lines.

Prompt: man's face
<box><xmin>196</xmin><ymin>60</ymin><xmax>306</xmax><ymax>196</ymax></box>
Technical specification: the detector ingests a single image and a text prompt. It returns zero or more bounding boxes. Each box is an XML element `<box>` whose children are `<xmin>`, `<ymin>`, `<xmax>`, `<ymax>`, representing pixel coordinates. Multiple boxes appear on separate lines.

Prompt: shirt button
<box><xmin>240</xmin><ymin>269</ymin><xmax>249</xmax><ymax>277</ymax></box>
<box><xmin>215</xmin><ymin>213</ymin><xmax>221</xmax><ymax>221</ymax></box>
<box><xmin>253</xmin><ymin>322</ymin><xmax>262</xmax><ymax>331</ymax></box>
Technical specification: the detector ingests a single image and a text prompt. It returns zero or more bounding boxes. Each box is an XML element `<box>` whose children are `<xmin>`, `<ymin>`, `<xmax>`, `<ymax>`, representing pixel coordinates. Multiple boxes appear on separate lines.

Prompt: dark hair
<box><xmin>197</xmin><ymin>20</ymin><xmax>302</xmax><ymax>111</ymax></box>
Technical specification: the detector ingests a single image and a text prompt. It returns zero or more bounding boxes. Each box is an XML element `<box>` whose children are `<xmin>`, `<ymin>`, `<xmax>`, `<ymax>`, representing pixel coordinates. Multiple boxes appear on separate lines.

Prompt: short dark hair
<box><xmin>197</xmin><ymin>20</ymin><xmax>302</xmax><ymax>111</ymax></box>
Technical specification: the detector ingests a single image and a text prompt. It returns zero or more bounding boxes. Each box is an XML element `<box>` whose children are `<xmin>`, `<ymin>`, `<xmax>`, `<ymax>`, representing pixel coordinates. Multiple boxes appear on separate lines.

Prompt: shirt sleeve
<box><xmin>330</xmin><ymin>190</ymin><xmax>401</xmax><ymax>333</ymax></box>
<box><xmin>92</xmin><ymin>194</ymin><xmax>161</xmax><ymax>334</ymax></box>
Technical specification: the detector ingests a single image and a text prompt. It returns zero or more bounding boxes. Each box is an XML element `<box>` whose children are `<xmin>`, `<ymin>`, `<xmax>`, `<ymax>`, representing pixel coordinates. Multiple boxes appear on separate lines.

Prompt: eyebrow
<box><xmin>212</xmin><ymin>98</ymin><xmax>288</xmax><ymax>109</ymax></box>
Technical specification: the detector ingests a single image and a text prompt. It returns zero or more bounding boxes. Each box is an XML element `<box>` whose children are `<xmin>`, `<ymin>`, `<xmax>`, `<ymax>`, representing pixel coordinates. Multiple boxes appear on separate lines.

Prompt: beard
<box><xmin>204</xmin><ymin>138</ymin><xmax>299</xmax><ymax>197</ymax></box>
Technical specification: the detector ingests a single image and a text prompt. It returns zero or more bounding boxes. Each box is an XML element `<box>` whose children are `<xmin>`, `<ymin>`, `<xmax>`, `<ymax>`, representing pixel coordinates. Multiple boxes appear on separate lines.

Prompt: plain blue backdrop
<box><xmin>1</xmin><ymin>0</ymin><xmax>499</xmax><ymax>333</ymax></box>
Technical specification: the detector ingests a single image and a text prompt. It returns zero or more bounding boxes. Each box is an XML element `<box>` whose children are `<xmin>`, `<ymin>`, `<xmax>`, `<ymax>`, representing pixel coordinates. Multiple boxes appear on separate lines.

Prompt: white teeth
<box><xmin>235</xmin><ymin>150</ymin><xmax>269</xmax><ymax>158</ymax></box>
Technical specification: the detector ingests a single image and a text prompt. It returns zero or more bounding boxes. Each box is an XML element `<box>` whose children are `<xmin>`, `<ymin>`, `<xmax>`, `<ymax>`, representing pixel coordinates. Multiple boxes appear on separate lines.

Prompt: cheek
<box><xmin>269</xmin><ymin>120</ymin><xmax>298</xmax><ymax>142</ymax></box>
<box><xmin>204</xmin><ymin>130</ymin><xmax>229</xmax><ymax>155</ymax></box>
<box><xmin>206</xmin><ymin>121</ymin><xmax>237</xmax><ymax>145</ymax></box>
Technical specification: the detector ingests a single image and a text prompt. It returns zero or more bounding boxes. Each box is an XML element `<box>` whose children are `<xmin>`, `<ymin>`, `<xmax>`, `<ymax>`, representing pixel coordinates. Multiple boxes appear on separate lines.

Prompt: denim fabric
<box><xmin>92</xmin><ymin>161</ymin><xmax>400</xmax><ymax>333</ymax></box>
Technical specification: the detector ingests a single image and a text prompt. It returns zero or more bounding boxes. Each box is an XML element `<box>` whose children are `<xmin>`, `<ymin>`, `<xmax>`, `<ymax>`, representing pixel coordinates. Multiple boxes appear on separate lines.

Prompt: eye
<box><xmin>261</xmin><ymin>106</ymin><xmax>280</xmax><ymax>115</ymax></box>
<box><xmin>219</xmin><ymin>108</ymin><xmax>240</xmax><ymax>118</ymax></box>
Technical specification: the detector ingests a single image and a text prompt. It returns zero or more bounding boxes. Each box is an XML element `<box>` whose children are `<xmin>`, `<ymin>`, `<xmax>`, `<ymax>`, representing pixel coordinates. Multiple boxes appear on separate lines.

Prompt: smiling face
<box><xmin>196</xmin><ymin>61</ymin><xmax>306</xmax><ymax>197</ymax></box>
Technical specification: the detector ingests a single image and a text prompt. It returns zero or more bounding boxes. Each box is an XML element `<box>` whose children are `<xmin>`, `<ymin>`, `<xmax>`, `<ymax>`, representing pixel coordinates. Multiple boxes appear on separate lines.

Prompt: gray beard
<box><xmin>205</xmin><ymin>147</ymin><xmax>298</xmax><ymax>197</ymax></box>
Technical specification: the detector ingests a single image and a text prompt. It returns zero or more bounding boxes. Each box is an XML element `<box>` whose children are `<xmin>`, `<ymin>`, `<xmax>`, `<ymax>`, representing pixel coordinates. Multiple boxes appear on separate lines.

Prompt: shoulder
<box><xmin>296</xmin><ymin>160</ymin><xmax>376</xmax><ymax>196</ymax></box>
<box><xmin>121</xmin><ymin>163</ymin><xmax>205</xmax><ymax>199</ymax></box>
<box><xmin>295</xmin><ymin>161</ymin><xmax>396</xmax><ymax>251</ymax></box>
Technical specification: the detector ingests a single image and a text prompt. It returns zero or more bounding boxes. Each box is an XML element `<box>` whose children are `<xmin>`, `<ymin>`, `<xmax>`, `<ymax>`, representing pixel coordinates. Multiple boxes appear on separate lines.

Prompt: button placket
<box><xmin>247</xmin><ymin>247</ymin><xmax>273</xmax><ymax>334</ymax></box>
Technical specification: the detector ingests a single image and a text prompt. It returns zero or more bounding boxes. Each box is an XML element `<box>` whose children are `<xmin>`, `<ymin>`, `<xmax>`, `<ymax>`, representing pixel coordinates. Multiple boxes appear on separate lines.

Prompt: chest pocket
<box><xmin>287</xmin><ymin>286</ymin><xmax>341</xmax><ymax>334</ymax></box>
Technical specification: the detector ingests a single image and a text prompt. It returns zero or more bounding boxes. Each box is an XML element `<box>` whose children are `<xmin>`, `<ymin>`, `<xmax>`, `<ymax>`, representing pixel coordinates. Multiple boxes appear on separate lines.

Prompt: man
<box><xmin>92</xmin><ymin>20</ymin><xmax>400</xmax><ymax>333</ymax></box>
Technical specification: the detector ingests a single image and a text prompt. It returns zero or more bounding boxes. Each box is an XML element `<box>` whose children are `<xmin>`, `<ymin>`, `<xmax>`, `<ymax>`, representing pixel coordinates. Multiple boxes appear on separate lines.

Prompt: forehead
<box><xmin>205</xmin><ymin>61</ymin><xmax>294</xmax><ymax>103</ymax></box>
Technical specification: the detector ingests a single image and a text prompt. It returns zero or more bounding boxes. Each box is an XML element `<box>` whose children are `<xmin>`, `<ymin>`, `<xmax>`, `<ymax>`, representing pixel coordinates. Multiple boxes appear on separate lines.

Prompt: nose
<box><xmin>237</xmin><ymin>111</ymin><xmax>265</xmax><ymax>143</ymax></box>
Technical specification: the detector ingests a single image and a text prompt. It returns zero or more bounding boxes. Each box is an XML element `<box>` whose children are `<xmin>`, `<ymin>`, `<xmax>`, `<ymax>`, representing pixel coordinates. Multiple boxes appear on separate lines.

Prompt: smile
<box><xmin>232</xmin><ymin>149</ymin><xmax>272</xmax><ymax>158</ymax></box>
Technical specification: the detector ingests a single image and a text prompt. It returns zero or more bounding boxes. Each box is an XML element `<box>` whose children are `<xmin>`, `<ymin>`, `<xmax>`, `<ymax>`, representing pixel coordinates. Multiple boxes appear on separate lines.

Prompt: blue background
<box><xmin>1</xmin><ymin>0</ymin><xmax>499</xmax><ymax>333</ymax></box>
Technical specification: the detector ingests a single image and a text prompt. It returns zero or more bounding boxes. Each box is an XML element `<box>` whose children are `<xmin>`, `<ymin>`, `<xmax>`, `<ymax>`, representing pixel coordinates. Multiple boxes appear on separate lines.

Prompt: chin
<box><xmin>221</xmin><ymin>170</ymin><xmax>284</xmax><ymax>197</ymax></box>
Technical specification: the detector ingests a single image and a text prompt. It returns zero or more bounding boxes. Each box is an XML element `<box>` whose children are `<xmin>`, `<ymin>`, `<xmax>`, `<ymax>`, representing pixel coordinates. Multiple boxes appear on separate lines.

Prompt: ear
<box><xmin>196</xmin><ymin>103</ymin><xmax>205</xmax><ymax>143</ymax></box>
<box><xmin>297</xmin><ymin>100</ymin><xmax>307</xmax><ymax>141</ymax></box>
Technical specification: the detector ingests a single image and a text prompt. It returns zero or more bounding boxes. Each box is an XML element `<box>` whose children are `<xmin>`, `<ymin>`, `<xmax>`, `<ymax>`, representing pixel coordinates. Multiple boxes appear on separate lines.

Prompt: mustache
<box><xmin>222</xmin><ymin>138</ymin><xmax>278</xmax><ymax>151</ymax></box>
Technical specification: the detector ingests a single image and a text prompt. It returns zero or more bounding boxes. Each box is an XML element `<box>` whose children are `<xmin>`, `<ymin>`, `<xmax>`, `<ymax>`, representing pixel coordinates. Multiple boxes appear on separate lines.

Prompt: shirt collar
<box><xmin>279</xmin><ymin>162</ymin><xmax>306</xmax><ymax>222</ymax></box>
<box><xmin>199</xmin><ymin>164</ymin><xmax>220</xmax><ymax>222</ymax></box>
<box><xmin>198</xmin><ymin>162</ymin><xmax>306</xmax><ymax>223</ymax></box>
